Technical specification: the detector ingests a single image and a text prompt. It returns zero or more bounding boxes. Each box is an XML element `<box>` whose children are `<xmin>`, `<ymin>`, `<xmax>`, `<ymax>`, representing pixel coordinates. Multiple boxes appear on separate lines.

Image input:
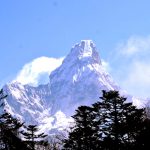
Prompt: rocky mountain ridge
<box><xmin>2</xmin><ymin>40</ymin><xmax>142</xmax><ymax>133</ymax></box>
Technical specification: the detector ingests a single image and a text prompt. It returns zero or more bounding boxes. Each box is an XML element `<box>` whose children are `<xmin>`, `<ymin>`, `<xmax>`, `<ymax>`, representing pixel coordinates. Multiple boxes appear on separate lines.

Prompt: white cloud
<box><xmin>14</xmin><ymin>56</ymin><xmax>111</xmax><ymax>88</ymax></box>
<box><xmin>101</xmin><ymin>59</ymin><xmax>111</xmax><ymax>72</ymax></box>
<box><xmin>117</xmin><ymin>35</ymin><xmax>150</xmax><ymax>56</ymax></box>
<box><xmin>113</xmin><ymin>35</ymin><xmax>150</xmax><ymax>98</ymax></box>
<box><xmin>15</xmin><ymin>57</ymin><xmax>64</xmax><ymax>86</ymax></box>
<box><xmin>120</xmin><ymin>61</ymin><xmax>150</xmax><ymax>98</ymax></box>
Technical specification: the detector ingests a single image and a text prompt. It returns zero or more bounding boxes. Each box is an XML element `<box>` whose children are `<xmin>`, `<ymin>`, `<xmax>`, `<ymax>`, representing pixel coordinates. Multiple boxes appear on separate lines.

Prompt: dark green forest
<box><xmin>1</xmin><ymin>89</ymin><xmax>150</xmax><ymax>150</ymax></box>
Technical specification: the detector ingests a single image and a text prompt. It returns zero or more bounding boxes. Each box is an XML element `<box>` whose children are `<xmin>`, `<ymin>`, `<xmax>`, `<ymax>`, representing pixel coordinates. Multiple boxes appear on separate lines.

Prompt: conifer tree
<box><xmin>21</xmin><ymin>124</ymin><xmax>47</xmax><ymax>150</ymax></box>
<box><xmin>133</xmin><ymin>113</ymin><xmax>150</xmax><ymax>150</ymax></box>
<box><xmin>0</xmin><ymin>112</ymin><xmax>26</xmax><ymax>150</ymax></box>
<box><xmin>0</xmin><ymin>88</ymin><xmax>30</xmax><ymax>150</ymax></box>
<box><xmin>64</xmin><ymin>90</ymin><xmax>146</xmax><ymax>150</ymax></box>
<box><xmin>93</xmin><ymin>90</ymin><xmax>145</xmax><ymax>150</ymax></box>
<box><xmin>64</xmin><ymin>105</ymin><xmax>101</xmax><ymax>150</ymax></box>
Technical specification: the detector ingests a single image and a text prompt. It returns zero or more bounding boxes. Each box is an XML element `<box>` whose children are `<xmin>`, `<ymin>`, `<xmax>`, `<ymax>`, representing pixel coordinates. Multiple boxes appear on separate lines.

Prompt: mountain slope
<box><xmin>49</xmin><ymin>40</ymin><xmax>119</xmax><ymax>116</ymax></box>
<box><xmin>2</xmin><ymin>40</ymin><xmax>128</xmax><ymax>133</ymax></box>
<box><xmin>3</xmin><ymin>82</ymin><xmax>51</xmax><ymax>123</ymax></box>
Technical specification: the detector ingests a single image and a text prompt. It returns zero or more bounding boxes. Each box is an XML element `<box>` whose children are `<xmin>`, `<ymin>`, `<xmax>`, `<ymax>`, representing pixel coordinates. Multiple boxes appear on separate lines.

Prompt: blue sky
<box><xmin>1</xmin><ymin>0</ymin><xmax>150</xmax><ymax>98</ymax></box>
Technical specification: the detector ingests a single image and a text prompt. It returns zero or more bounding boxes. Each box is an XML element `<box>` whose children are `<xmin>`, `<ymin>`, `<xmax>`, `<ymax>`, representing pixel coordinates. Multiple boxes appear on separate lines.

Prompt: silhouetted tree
<box><xmin>21</xmin><ymin>124</ymin><xmax>47</xmax><ymax>150</ymax></box>
<box><xmin>133</xmin><ymin>106</ymin><xmax>150</xmax><ymax>150</ymax></box>
<box><xmin>98</xmin><ymin>90</ymin><xmax>145</xmax><ymax>150</ymax></box>
<box><xmin>0</xmin><ymin>89</ymin><xmax>9</xmax><ymax>149</ymax></box>
<box><xmin>64</xmin><ymin>90</ymin><xmax>146</xmax><ymax>150</ymax></box>
<box><xmin>0</xmin><ymin>112</ymin><xmax>28</xmax><ymax>150</ymax></box>
<box><xmin>64</xmin><ymin>105</ymin><xmax>101</xmax><ymax>150</ymax></box>
<box><xmin>0</xmin><ymin>89</ymin><xmax>30</xmax><ymax>150</ymax></box>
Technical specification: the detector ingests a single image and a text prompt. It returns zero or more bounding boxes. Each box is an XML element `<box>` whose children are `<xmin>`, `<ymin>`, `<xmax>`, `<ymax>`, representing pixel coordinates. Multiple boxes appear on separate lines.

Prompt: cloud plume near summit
<box><xmin>15</xmin><ymin>57</ymin><xmax>64</xmax><ymax>86</ymax></box>
<box><xmin>12</xmin><ymin>36</ymin><xmax>150</xmax><ymax>98</ymax></box>
<box><xmin>14</xmin><ymin>55</ymin><xmax>110</xmax><ymax>87</ymax></box>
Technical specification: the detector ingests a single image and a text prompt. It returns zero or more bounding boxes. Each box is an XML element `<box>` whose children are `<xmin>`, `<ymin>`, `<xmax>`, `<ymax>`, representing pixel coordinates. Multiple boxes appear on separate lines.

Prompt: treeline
<box><xmin>0</xmin><ymin>89</ymin><xmax>49</xmax><ymax>150</ymax></box>
<box><xmin>63</xmin><ymin>90</ymin><xmax>150</xmax><ymax>150</ymax></box>
<box><xmin>1</xmin><ymin>89</ymin><xmax>150</xmax><ymax>150</ymax></box>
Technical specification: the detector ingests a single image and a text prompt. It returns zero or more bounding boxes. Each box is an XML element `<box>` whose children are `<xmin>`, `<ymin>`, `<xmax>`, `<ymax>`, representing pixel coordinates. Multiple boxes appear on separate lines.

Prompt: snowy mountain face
<box><xmin>2</xmin><ymin>40</ymin><xmax>123</xmax><ymax>133</ymax></box>
<box><xmin>49</xmin><ymin>40</ymin><xmax>119</xmax><ymax>116</ymax></box>
<box><xmin>3</xmin><ymin>83</ymin><xmax>51</xmax><ymax>123</ymax></box>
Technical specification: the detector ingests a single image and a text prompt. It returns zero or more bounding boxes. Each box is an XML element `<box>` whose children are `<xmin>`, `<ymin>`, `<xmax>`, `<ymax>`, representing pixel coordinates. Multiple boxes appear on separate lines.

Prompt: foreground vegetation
<box><xmin>1</xmin><ymin>89</ymin><xmax>150</xmax><ymax>150</ymax></box>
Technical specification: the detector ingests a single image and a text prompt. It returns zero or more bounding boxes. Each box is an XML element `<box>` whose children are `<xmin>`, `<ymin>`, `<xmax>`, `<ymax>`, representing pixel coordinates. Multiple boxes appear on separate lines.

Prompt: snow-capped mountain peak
<box><xmin>48</xmin><ymin>40</ymin><xmax>119</xmax><ymax>116</ymax></box>
<box><xmin>76</xmin><ymin>40</ymin><xmax>96</xmax><ymax>58</ymax></box>
<box><xmin>63</xmin><ymin>40</ymin><xmax>101</xmax><ymax>66</ymax></box>
<box><xmin>2</xmin><ymin>40</ymin><xmax>134</xmax><ymax>134</ymax></box>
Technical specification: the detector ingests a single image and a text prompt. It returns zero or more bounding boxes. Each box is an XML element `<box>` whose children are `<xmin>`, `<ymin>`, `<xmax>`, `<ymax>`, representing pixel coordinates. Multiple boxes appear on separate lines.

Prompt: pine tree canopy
<box><xmin>64</xmin><ymin>90</ymin><xmax>149</xmax><ymax>150</ymax></box>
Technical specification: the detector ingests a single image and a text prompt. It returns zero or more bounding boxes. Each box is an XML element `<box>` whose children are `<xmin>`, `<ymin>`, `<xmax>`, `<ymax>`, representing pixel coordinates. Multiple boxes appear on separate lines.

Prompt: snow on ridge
<box><xmin>14</xmin><ymin>57</ymin><xmax>64</xmax><ymax>86</ymax></box>
<box><xmin>3</xmin><ymin>40</ymin><xmax>147</xmax><ymax>135</ymax></box>
<box><xmin>78</xmin><ymin>40</ymin><xmax>96</xmax><ymax>58</ymax></box>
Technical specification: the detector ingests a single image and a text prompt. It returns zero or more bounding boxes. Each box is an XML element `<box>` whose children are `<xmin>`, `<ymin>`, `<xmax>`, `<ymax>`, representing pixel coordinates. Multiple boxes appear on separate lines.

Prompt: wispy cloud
<box><xmin>113</xmin><ymin>35</ymin><xmax>150</xmax><ymax>98</ymax></box>
<box><xmin>15</xmin><ymin>57</ymin><xmax>64</xmax><ymax>86</ymax></box>
<box><xmin>117</xmin><ymin>35</ymin><xmax>150</xmax><ymax>56</ymax></box>
<box><xmin>121</xmin><ymin>61</ymin><xmax>150</xmax><ymax>98</ymax></box>
<box><xmin>14</xmin><ymin>56</ymin><xmax>111</xmax><ymax>87</ymax></box>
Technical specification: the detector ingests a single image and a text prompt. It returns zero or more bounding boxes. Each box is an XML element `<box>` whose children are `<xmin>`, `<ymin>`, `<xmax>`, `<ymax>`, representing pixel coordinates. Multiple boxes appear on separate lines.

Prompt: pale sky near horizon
<box><xmin>1</xmin><ymin>0</ymin><xmax>150</xmax><ymax>98</ymax></box>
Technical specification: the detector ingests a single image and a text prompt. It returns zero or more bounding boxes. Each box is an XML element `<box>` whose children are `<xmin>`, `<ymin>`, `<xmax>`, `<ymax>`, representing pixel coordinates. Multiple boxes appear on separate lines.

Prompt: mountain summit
<box><xmin>65</xmin><ymin>40</ymin><xmax>101</xmax><ymax>63</ymax></box>
<box><xmin>2</xmin><ymin>40</ymin><xmax>124</xmax><ymax>133</ymax></box>
<box><xmin>49</xmin><ymin>40</ymin><xmax>119</xmax><ymax>115</ymax></box>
